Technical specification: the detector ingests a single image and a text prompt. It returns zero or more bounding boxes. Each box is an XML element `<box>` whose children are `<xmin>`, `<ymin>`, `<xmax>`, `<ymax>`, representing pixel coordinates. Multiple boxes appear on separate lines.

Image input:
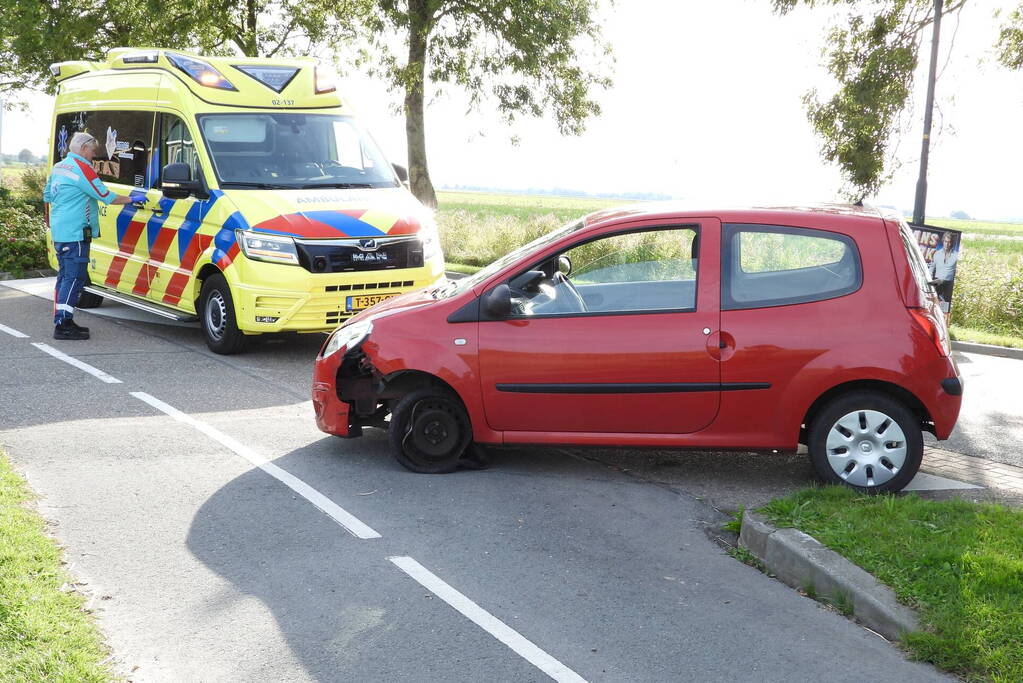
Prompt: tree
<box><xmin>0</xmin><ymin>0</ymin><xmax>361</xmax><ymax>94</ymax></box>
<box><xmin>354</xmin><ymin>0</ymin><xmax>612</xmax><ymax>207</ymax></box>
<box><xmin>772</xmin><ymin>1</ymin><xmax>1023</xmax><ymax>200</ymax></box>
<box><xmin>17</xmin><ymin>148</ymin><xmax>32</xmax><ymax>164</ymax></box>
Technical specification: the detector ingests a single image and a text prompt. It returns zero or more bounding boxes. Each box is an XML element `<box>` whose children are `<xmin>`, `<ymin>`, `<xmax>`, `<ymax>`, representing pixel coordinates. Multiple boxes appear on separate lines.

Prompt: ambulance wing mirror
<box><xmin>392</xmin><ymin>163</ymin><xmax>410</xmax><ymax>189</ymax></box>
<box><xmin>162</xmin><ymin>162</ymin><xmax>205</xmax><ymax>199</ymax></box>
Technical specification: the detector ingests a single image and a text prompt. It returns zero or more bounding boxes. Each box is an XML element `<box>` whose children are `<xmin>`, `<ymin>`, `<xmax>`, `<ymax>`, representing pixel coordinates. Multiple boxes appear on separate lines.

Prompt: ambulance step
<box><xmin>83</xmin><ymin>285</ymin><xmax>198</xmax><ymax>322</ymax></box>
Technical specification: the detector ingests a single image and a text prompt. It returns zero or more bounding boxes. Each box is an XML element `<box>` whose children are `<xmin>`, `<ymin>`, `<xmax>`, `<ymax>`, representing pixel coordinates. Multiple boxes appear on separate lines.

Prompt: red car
<box><xmin>313</xmin><ymin>204</ymin><xmax>962</xmax><ymax>492</ymax></box>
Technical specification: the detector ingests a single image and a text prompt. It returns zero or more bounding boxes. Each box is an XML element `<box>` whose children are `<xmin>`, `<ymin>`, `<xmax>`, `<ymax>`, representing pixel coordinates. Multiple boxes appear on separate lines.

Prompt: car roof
<box><xmin>583</xmin><ymin>202</ymin><xmax>888</xmax><ymax>230</ymax></box>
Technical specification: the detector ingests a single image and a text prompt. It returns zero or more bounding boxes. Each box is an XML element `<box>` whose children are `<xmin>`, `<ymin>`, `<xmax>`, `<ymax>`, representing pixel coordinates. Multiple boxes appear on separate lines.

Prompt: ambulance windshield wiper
<box><xmin>300</xmin><ymin>182</ymin><xmax>376</xmax><ymax>189</ymax></box>
<box><xmin>221</xmin><ymin>181</ymin><xmax>296</xmax><ymax>190</ymax></box>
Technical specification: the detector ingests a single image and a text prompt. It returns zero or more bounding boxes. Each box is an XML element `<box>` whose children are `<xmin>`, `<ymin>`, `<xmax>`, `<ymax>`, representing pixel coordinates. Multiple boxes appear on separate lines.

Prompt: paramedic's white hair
<box><xmin>69</xmin><ymin>132</ymin><xmax>98</xmax><ymax>154</ymax></box>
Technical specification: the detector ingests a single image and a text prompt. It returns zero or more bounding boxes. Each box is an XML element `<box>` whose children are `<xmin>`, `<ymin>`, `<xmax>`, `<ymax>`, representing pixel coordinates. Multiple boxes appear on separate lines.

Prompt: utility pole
<box><xmin>913</xmin><ymin>0</ymin><xmax>943</xmax><ymax>225</ymax></box>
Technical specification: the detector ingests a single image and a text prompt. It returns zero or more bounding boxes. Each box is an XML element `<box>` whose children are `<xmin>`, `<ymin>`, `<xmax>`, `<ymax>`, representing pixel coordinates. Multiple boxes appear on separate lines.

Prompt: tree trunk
<box><xmin>244</xmin><ymin>0</ymin><xmax>259</xmax><ymax>56</ymax></box>
<box><xmin>404</xmin><ymin>0</ymin><xmax>437</xmax><ymax>208</ymax></box>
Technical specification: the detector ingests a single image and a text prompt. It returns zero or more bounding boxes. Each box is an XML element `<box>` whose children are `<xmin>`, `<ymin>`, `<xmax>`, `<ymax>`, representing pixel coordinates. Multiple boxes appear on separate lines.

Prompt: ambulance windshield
<box><xmin>198</xmin><ymin>113</ymin><xmax>399</xmax><ymax>189</ymax></box>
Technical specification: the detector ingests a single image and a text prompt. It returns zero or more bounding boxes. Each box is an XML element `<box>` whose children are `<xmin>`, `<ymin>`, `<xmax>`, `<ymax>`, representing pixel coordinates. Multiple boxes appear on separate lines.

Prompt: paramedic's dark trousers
<box><xmin>53</xmin><ymin>241</ymin><xmax>90</xmax><ymax>325</ymax></box>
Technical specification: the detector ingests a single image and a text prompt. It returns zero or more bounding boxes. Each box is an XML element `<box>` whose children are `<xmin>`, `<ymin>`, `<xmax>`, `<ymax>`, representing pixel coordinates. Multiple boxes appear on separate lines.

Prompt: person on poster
<box><xmin>929</xmin><ymin>231</ymin><xmax>960</xmax><ymax>312</ymax></box>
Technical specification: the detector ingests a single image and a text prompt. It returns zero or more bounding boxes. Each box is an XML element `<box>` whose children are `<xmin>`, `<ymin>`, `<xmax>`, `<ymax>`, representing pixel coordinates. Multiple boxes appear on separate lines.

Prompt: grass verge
<box><xmin>759</xmin><ymin>487</ymin><xmax>1023</xmax><ymax>682</ymax></box>
<box><xmin>951</xmin><ymin>325</ymin><xmax>1023</xmax><ymax>350</ymax></box>
<box><xmin>0</xmin><ymin>453</ymin><xmax>114</xmax><ymax>682</ymax></box>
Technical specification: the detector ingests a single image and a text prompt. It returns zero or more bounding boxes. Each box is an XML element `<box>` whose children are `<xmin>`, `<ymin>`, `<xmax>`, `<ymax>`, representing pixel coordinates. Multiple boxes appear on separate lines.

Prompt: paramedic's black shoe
<box><xmin>67</xmin><ymin>320</ymin><xmax>89</xmax><ymax>334</ymax></box>
<box><xmin>54</xmin><ymin>321</ymin><xmax>89</xmax><ymax>340</ymax></box>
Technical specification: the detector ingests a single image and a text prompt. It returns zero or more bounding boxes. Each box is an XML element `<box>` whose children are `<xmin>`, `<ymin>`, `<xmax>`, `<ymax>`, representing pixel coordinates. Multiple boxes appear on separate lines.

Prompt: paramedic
<box><xmin>43</xmin><ymin>132</ymin><xmax>135</xmax><ymax>340</ymax></box>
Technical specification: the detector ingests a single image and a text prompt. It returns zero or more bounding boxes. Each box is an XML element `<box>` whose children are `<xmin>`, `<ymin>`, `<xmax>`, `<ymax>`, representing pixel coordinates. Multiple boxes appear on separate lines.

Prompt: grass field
<box><xmin>760</xmin><ymin>487</ymin><xmax>1023</xmax><ymax>682</ymax></box>
<box><xmin>928</xmin><ymin>217</ymin><xmax>1023</xmax><ymax>237</ymax></box>
<box><xmin>0</xmin><ymin>453</ymin><xmax>114</xmax><ymax>682</ymax></box>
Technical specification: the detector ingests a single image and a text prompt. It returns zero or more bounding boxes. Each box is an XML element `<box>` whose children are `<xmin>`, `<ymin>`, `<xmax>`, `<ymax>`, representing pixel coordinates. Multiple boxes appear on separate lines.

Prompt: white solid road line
<box><xmin>130</xmin><ymin>391</ymin><xmax>382</xmax><ymax>540</ymax></box>
<box><xmin>32</xmin><ymin>342</ymin><xmax>123</xmax><ymax>383</ymax></box>
<box><xmin>0</xmin><ymin>323</ymin><xmax>29</xmax><ymax>338</ymax></box>
<box><xmin>389</xmin><ymin>556</ymin><xmax>587</xmax><ymax>683</ymax></box>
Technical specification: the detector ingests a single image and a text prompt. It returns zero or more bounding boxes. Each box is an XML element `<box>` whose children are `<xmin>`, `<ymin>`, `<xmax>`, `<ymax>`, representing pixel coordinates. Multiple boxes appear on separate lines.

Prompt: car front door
<box><xmin>478</xmin><ymin>219</ymin><xmax>721</xmax><ymax>435</ymax></box>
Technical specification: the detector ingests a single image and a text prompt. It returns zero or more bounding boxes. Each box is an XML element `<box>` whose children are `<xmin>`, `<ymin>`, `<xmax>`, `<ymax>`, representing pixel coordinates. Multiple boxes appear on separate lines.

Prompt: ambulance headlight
<box><xmin>418</xmin><ymin>215</ymin><xmax>442</xmax><ymax>261</ymax></box>
<box><xmin>237</xmin><ymin>230</ymin><xmax>300</xmax><ymax>265</ymax></box>
<box><xmin>322</xmin><ymin>321</ymin><xmax>372</xmax><ymax>359</ymax></box>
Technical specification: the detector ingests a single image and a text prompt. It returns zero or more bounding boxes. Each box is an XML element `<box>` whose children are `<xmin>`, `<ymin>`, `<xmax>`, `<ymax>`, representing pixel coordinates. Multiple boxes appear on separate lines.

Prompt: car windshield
<box><xmin>198</xmin><ymin>113</ymin><xmax>399</xmax><ymax>189</ymax></box>
<box><xmin>433</xmin><ymin>219</ymin><xmax>587</xmax><ymax>298</ymax></box>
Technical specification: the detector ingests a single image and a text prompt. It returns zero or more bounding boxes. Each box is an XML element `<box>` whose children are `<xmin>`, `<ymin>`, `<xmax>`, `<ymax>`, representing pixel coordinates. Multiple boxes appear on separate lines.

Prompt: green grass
<box><xmin>927</xmin><ymin>217</ymin><xmax>1023</xmax><ymax>237</ymax></box>
<box><xmin>437</xmin><ymin>190</ymin><xmax>629</xmax><ymax>222</ymax></box>
<box><xmin>0</xmin><ymin>454</ymin><xmax>115</xmax><ymax>682</ymax></box>
<box><xmin>760</xmin><ymin>487</ymin><xmax>1023</xmax><ymax>682</ymax></box>
<box><xmin>950</xmin><ymin>325</ymin><xmax>1023</xmax><ymax>350</ymax></box>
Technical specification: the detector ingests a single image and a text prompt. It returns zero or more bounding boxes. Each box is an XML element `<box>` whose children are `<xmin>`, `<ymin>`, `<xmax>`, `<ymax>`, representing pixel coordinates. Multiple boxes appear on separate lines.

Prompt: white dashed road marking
<box><xmin>389</xmin><ymin>556</ymin><xmax>587</xmax><ymax>683</ymax></box>
<box><xmin>130</xmin><ymin>391</ymin><xmax>382</xmax><ymax>540</ymax></box>
<box><xmin>32</xmin><ymin>342</ymin><xmax>123</xmax><ymax>383</ymax></box>
<box><xmin>0</xmin><ymin>322</ymin><xmax>29</xmax><ymax>338</ymax></box>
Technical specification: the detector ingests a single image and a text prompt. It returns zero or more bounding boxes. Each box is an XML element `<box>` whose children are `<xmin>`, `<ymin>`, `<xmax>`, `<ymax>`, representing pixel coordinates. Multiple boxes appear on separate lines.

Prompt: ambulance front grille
<box><xmin>325</xmin><ymin>280</ymin><xmax>413</xmax><ymax>292</ymax></box>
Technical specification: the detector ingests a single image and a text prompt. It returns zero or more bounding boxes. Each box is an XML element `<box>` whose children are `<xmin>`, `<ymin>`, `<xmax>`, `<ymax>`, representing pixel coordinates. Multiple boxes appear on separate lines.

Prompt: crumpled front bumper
<box><xmin>312</xmin><ymin>346</ymin><xmax>353</xmax><ymax>437</ymax></box>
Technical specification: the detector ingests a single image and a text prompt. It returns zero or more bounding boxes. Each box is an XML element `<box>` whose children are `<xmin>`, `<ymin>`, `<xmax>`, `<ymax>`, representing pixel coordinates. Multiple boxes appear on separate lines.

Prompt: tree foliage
<box><xmin>772</xmin><ymin>0</ymin><xmax>968</xmax><ymax>199</ymax></box>
<box><xmin>0</xmin><ymin>0</ymin><xmax>360</xmax><ymax>94</ymax></box>
<box><xmin>997</xmin><ymin>5</ymin><xmax>1023</xmax><ymax>68</ymax></box>
<box><xmin>354</xmin><ymin>0</ymin><xmax>612</xmax><ymax>206</ymax></box>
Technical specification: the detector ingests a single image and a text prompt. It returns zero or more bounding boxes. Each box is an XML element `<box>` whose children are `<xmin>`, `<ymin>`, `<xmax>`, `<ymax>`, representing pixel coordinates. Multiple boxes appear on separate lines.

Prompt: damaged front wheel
<box><xmin>389</xmin><ymin>388</ymin><xmax>472</xmax><ymax>473</ymax></box>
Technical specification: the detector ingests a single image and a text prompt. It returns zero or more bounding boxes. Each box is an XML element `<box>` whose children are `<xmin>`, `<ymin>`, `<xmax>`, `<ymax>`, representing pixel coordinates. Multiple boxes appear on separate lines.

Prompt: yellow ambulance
<box><xmin>47</xmin><ymin>48</ymin><xmax>445</xmax><ymax>353</ymax></box>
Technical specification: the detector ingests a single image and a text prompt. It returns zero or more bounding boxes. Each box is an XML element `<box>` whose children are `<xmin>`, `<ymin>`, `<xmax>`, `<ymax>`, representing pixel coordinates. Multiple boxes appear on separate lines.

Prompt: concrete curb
<box><xmin>951</xmin><ymin>340</ymin><xmax>1023</xmax><ymax>361</ymax></box>
<box><xmin>738</xmin><ymin>510</ymin><xmax>919</xmax><ymax>641</ymax></box>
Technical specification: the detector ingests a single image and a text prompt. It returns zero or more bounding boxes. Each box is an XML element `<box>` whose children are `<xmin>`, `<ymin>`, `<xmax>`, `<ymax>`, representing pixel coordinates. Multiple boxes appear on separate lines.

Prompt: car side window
<box><xmin>159</xmin><ymin>113</ymin><xmax>201</xmax><ymax>184</ymax></box>
<box><xmin>53</xmin><ymin>110</ymin><xmax>154</xmax><ymax>188</ymax></box>
<box><xmin>509</xmin><ymin>226</ymin><xmax>699</xmax><ymax>317</ymax></box>
<box><xmin>722</xmin><ymin>224</ymin><xmax>861</xmax><ymax>310</ymax></box>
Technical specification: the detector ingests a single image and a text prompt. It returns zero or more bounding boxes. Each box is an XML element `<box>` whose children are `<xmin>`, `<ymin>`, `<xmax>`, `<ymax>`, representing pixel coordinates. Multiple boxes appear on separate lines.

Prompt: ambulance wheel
<box><xmin>200</xmin><ymin>273</ymin><xmax>247</xmax><ymax>355</ymax></box>
<box><xmin>389</xmin><ymin>388</ymin><xmax>472</xmax><ymax>473</ymax></box>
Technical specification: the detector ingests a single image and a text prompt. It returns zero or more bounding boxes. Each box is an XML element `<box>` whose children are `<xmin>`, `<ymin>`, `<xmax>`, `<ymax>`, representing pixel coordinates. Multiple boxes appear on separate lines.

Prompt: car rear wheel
<box><xmin>808</xmin><ymin>391</ymin><xmax>922</xmax><ymax>493</ymax></box>
<box><xmin>389</xmin><ymin>388</ymin><xmax>472</xmax><ymax>473</ymax></box>
<box><xmin>200</xmin><ymin>273</ymin><xmax>248</xmax><ymax>355</ymax></box>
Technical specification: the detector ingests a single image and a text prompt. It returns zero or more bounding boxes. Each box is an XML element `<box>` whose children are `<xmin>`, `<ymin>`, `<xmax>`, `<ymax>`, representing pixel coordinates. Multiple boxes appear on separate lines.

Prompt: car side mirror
<box><xmin>557</xmin><ymin>254</ymin><xmax>572</xmax><ymax>277</ymax></box>
<box><xmin>162</xmin><ymin>162</ymin><xmax>204</xmax><ymax>199</ymax></box>
<box><xmin>482</xmin><ymin>284</ymin><xmax>512</xmax><ymax>319</ymax></box>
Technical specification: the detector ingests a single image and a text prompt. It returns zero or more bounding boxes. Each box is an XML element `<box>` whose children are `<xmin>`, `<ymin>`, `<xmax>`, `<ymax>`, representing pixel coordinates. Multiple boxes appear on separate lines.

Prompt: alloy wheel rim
<box><xmin>825</xmin><ymin>409</ymin><xmax>908</xmax><ymax>487</ymax></box>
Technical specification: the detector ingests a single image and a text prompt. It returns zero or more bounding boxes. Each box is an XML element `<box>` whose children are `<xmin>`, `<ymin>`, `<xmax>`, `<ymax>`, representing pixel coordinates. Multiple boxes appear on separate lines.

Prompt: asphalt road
<box><xmin>0</xmin><ymin>284</ymin><xmax>983</xmax><ymax>681</ymax></box>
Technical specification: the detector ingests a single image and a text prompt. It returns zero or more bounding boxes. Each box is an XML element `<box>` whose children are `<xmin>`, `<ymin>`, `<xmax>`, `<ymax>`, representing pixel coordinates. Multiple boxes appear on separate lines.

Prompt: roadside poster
<box><xmin>909</xmin><ymin>223</ymin><xmax>962</xmax><ymax>316</ymax></box>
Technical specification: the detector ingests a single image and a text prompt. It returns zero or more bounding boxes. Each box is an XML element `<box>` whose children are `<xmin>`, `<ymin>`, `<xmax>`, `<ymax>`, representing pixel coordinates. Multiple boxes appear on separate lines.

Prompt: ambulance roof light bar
<box><xmin>166</xmin><ymin>52</ymin><xmax>237</xmax><ymax>91</ymax></box>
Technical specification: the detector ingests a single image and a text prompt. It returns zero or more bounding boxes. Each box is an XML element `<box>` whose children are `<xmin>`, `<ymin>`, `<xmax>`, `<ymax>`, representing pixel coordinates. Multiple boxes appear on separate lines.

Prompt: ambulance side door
<box><xmin>149</xmin><ymin>112</ymin><xmax>207</xmax><ymax>304</ymax></box>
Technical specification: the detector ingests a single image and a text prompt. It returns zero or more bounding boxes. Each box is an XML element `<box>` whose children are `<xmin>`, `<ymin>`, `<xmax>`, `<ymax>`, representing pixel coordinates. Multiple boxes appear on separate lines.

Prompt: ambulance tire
<box><xmin>389</xmin><ymin>388</ymin><xmax>472</xmax><ymax>474</ymax></box>
<box><xmin>200</xmin><ymin>273</ymin><xmax>248</xmax><ymax>355</ymax></box>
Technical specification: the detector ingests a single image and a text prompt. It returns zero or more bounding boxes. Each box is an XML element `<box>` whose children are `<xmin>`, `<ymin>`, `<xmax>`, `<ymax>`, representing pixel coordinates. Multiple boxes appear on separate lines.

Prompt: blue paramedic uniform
<box><xmin>43</xmin><ymin>152</ymin><xmax>115</xmax><ymax>325</ymax></box>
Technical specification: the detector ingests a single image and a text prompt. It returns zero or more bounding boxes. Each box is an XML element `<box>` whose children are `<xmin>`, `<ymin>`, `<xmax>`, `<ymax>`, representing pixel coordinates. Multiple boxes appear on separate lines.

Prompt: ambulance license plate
<box><xmin>346</xmin><ymin>293</ymin><xmax>396</xmax><ymax>311</ymax></box>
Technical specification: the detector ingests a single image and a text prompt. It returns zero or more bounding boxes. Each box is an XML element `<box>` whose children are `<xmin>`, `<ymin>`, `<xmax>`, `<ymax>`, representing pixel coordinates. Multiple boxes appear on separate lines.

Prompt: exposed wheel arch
<box><xmin>801</xmin><ymin>380</ymin><xmax>933</xmax><ymax>443</ymax></box>
<box><xmin>193</xmin><ymin>264</ymin><xmax>223</xmax><ymax>309</ymax></box>
<box><xmin>379</xmin><ymin>370</ymin><xmax>464</xmax><ymax>408</ymax></box>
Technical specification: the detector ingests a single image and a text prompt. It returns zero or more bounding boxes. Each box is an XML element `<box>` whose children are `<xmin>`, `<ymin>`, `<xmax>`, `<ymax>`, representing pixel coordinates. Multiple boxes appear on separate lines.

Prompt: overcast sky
<box><xmin>2</xmin><ymin>0</ymin><xmax>1019</xmax><ymax>220</ymax></box>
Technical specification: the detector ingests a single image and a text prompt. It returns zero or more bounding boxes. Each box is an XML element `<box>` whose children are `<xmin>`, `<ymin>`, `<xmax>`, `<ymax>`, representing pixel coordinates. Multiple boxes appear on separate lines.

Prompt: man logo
<box><xmin>358</xmin><ymin>238</ymin><xmax>379</xmax><ymax>251</ymax></box>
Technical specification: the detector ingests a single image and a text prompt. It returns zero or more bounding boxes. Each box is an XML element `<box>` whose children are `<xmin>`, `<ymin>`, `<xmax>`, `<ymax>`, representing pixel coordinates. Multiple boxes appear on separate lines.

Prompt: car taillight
<box><xmin>909</xmin><ymin>307</ymin><xmax>950</xmax><ymax>357</ymax></box>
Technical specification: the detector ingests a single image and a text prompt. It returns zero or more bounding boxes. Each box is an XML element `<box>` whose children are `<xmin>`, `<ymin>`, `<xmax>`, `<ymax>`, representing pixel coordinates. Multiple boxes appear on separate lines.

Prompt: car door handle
<box><xmin>132</xmin><ymin>201</ymin><xmax>163</xmax><ymax>215</ymax></box>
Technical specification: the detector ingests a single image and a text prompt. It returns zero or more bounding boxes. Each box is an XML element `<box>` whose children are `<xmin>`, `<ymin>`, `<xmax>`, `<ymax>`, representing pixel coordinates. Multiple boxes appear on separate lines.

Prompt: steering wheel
<box><xmin>553</xmin><ymin>271</ymin><xmax>587</xmax><ymax>313</ymax></box>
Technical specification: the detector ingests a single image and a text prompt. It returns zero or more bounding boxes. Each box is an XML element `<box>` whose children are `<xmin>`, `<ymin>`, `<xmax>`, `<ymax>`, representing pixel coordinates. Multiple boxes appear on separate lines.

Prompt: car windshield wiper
<box><xmin>221</xmin><ymin>181</ymin><xmax>297</xmax><ymax>190</ymax></box>
<box><xmin>300</xmin><ymin>182</ymin><xmax>376</xmax><ymax>189</ymax></box>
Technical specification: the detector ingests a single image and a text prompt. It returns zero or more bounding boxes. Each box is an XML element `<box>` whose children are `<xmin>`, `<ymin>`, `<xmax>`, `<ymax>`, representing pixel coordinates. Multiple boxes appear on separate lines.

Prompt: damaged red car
<box><xmin>312</xmin><ymin>204</ymin><xmax>962</xmax><ymax>492</ymax></box>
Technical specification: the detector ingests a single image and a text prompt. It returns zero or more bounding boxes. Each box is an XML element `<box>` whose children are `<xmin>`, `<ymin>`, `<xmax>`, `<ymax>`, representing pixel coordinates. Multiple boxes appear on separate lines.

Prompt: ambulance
<box><xmin>47</xmin><ymin>48</ymin><xmax>445</xmax><ymax>353</ymax></box>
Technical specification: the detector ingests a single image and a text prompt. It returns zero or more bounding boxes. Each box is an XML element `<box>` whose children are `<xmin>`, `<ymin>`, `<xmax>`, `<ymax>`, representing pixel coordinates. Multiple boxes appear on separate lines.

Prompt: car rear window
<box><xmin>897</xmin><ymin>220</ymin><xmax>935</xmax><ymax>295</ymax></box>
<box><xmin>722</xmin><ymin>224</ymin><xmax>861</xmax><ymax>310</ymax></box>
